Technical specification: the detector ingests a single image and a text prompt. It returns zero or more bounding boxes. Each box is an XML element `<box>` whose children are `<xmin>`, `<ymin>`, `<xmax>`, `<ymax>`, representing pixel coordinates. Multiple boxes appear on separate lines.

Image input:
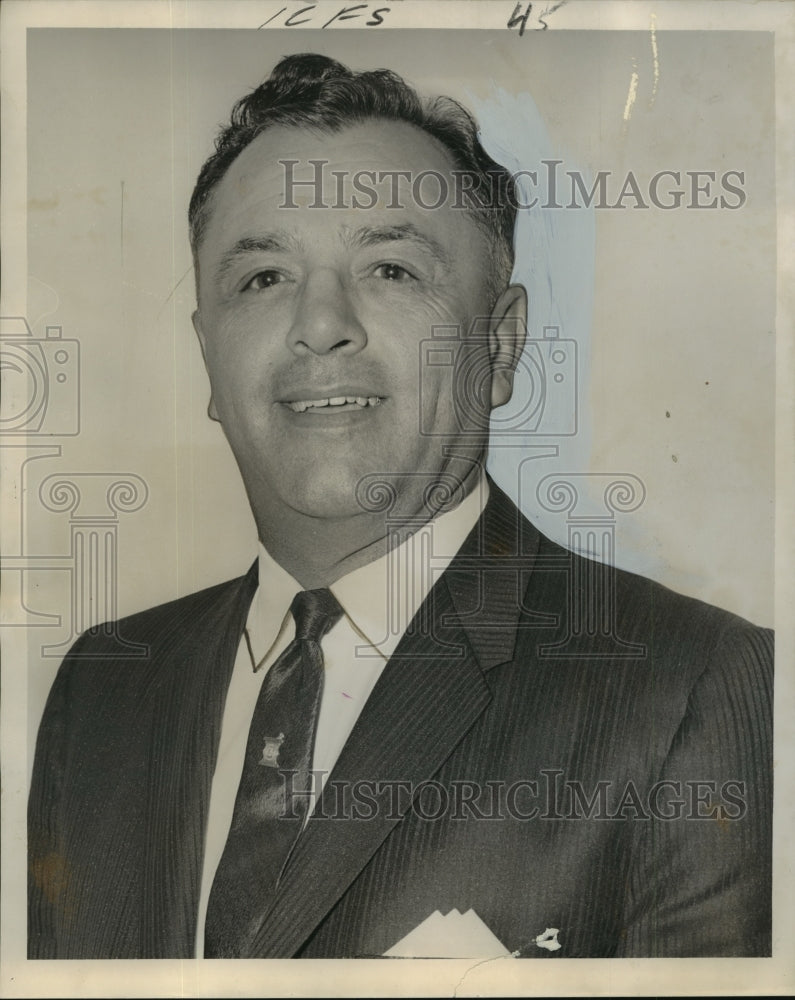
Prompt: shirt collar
<box><xmin>247</xmin><ymin>476</ymin><xmax>489</xmax><ymax>668</ymax></box>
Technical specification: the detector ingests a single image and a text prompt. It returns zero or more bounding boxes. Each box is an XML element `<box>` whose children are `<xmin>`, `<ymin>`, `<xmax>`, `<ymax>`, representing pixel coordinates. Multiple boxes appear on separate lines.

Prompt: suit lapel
<box><xmin>139</xmin><ymin>563</ymin><xmax>258</xmax><ymax>957</ymax></box>
<box><xmin>443</xmin><ymin>479</ymin><xmax>544</xmax><ymax>669</ymax></box>
<box><xmin>248</xmin><ymin>482</ymin><xmax>537</xmax><ymax>957</ymax></box>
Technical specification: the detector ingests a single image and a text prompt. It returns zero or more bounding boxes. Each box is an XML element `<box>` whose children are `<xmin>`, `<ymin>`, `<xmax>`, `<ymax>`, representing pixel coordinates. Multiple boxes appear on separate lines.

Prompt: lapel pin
<box><xmin>259</xmin><ymin>733</ymin><xmax>285</xmax><ymax>767</ymax></box>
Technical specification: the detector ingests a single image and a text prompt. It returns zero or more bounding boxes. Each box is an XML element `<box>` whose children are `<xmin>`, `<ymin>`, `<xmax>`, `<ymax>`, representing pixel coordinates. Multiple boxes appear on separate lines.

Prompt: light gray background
<box><xmin>23</xmin><ymin>27</ymin><xmax>775</xmax><ymax>735</ymax></box>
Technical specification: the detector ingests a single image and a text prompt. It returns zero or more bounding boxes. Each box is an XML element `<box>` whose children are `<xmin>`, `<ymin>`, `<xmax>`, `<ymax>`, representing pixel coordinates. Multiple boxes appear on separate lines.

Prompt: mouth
<box><xmin>282</xmin><ymin>395</ymin><xmax>384</xmax><ymax>413</ymax></box>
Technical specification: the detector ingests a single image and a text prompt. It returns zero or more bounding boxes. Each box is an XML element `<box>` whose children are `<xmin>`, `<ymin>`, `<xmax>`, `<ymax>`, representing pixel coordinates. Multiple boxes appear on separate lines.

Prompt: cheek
<box><xmin>377</xmin><ymin>288</ymin><xmax>475</xmax><ymax>331</ymax></box>
<box><xmin>205</xmin><ymin>293</ymin><xmax>292</xmax><ymax>349</ymax></box>
<box><xmin>362</xmin><ymin>295</ymin><xmax>477</xmax><ymax>389</ymax></box>
<box><xmin>204</xmin><ymin>314</ymin><xmax>277</xmax><ymax>391</ymax></box>
<box><xmin>359</xmin><ymin>274</ymin><xmax>478</xmax><ymax>329</ymax></box>
<box><xmin>416</xmin><ymin>367</ymin><xmax>459</xmax><ymax>440</ymax></box>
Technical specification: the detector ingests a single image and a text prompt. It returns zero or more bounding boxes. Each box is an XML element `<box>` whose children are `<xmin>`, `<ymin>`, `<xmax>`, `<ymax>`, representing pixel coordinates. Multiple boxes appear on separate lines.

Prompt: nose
<box><xmin>287</xmin><ymin>268</ymin><xmax>367</xmax><ymax>356</ymax></box>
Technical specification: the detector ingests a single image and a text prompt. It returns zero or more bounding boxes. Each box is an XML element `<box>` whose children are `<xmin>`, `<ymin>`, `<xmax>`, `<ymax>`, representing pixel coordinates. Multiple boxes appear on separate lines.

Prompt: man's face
<box><xmin>193</xmin><ymin>120</ymin><xmax>524</xmax><ymax>530</ymax></box>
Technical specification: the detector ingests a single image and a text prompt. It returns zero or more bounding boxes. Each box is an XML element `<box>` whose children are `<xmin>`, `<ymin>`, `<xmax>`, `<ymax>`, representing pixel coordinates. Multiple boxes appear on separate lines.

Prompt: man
<box><xmin>28</xmin><ymin>53</ymin><xmax>772</xmax><ymax>959</ymax></box>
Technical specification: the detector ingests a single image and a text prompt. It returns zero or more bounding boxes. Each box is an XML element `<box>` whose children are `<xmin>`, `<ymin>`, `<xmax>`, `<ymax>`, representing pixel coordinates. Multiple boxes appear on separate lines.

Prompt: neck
<box><xmin>255</xmin><ymin>466</ymin><xmax>484</xmax><ymax>589</ymax></box>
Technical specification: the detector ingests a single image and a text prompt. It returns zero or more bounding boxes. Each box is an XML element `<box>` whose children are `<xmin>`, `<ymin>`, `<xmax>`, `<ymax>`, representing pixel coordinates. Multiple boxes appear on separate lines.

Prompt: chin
<box><xmin>286</xmin><ymin>475</ymin><xmax>370</xmax><ymax>521</ymax></box>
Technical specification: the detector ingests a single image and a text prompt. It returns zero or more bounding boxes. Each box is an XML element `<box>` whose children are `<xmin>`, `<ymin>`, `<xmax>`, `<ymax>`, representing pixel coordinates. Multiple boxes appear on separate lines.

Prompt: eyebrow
<box><xmin>215</xmin><ymin>232</ymin><xmax>304</xmax><ymax>284</ymax></box>
<box><xmin>214</xmin><ymin>222</ymin><xmax>452</xmax><ymax>285</ymax></box>
<box><xmin>344</xmin><ymin>223</ymin><xmax>452</xmax><ymax>268</ymax></box>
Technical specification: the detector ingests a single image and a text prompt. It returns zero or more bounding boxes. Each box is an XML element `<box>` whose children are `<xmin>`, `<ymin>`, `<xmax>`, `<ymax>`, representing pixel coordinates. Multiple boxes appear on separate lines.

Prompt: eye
<box><xmin>242</xmin><ymin>270</ymin><xmax>284</xmax><ymax>291</ymax></box>
<box><xmin>373</xmin><ymin>262</ymin><xmax>415</xmax><ymax>282</ymax></box>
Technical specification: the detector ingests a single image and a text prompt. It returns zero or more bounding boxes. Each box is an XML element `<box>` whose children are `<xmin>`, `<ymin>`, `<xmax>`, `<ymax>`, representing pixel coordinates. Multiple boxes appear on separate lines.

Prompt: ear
<box><xmin>192</xmin><ymin>309</ymin><xmax>220</xmax><ymax>422</ymax></box>
<box><xmin>487</xmin><ymin>284</ymin><xmax>528</xmax><ymax>409</ymax></box>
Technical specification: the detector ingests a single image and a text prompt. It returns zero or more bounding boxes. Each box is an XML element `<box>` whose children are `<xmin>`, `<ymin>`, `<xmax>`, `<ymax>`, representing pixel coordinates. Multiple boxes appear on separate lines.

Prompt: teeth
<box><xmin>286</xmin><ymin>396</ymin><xmax>382</xmax><ymax>412</ymax></box>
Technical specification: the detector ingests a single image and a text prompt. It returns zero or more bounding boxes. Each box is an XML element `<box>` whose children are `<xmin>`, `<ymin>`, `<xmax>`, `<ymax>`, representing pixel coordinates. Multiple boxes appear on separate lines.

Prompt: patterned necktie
<box><xmin>203</xmin><ymin>588</ymin><xmax>343</xmax><ymax>958</ymax></box>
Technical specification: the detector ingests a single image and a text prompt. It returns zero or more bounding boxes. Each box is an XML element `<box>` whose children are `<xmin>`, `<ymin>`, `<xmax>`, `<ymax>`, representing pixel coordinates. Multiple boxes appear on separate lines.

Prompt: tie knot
<box><xmin>290</xmin><ymin>588</ymin><xmax>344</xmax><ymax>643</ymax></box>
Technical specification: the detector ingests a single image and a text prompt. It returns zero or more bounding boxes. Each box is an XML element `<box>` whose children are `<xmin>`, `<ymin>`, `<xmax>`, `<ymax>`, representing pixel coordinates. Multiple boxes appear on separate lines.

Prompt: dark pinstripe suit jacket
<box><xmin>28</xmin><ymin>484</ymin><xmax>773</xmax><ymax>958</ymax></box>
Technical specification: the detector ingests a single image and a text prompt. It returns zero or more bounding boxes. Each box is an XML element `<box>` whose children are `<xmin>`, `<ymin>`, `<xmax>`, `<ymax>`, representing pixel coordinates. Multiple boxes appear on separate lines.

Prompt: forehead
<box><xmin>198</xmin><ymin>119</ymin><xmax>484</xmax><ymax>255</ymax></box>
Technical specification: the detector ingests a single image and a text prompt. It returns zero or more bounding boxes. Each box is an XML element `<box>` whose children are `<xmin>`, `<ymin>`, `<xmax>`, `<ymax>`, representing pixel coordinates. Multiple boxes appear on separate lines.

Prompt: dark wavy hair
<box><xmin>189</xmin><ymin>53</ymin><xmax>517</xmax><ymax>299</ymax></box>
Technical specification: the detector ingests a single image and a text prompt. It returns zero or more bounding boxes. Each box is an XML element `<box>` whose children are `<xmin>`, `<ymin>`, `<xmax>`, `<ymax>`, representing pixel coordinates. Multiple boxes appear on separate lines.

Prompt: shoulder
<box><xmin>500</xmin><ymin>519</ymin><xmax>773</xmax><ymax>817</ymax></box>
<box><xmin>479</xmin><ymin>480</ymin><xmax>772</xmax><ymax>684</ymax></box>
<box><xmin>487</xmin><ymin>481</ymin><xmax>773</xmax><ymax>743</ymax></box>
<box><xmin>524</xmin><ymin>528</ymin><xmax>773</xmax><ymax>748</ymax></box>
<box><xmin>69</xmin><ymin>563</ymin><xmax>257</xmax><ymax>659</ymax></box>
<box><xmin>35</xmin><ymin>565</ymin><xmax>257</xmax><ymax>750</ymax></box>
<box><xmin>41</xmin><ymin>564</ymin><xmax>257</xmax><ymax>719</ymax></box>
<box><xmin>534</xmin><ymin>522</ymin><xmax>772</xmax><ymax>652</ymax></box>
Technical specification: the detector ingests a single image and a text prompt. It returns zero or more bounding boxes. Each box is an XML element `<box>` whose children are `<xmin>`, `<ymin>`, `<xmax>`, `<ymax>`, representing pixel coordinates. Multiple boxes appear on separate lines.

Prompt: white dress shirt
<box><xmin>195</xmin><ymin>478</ymin><xmax>489</xmax><ymax>956</ymax></box>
